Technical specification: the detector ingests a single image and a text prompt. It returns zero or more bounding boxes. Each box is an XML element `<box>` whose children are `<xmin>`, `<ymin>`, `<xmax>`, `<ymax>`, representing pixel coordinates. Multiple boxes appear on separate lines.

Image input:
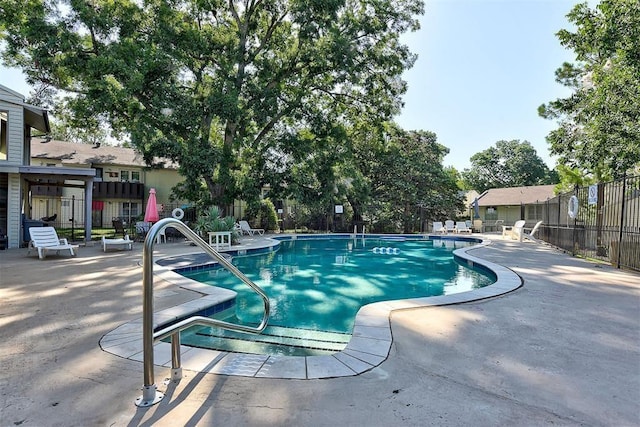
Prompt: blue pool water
<box><xmin>178</xmin><ymin>237</ymin><xmax>494</xmax><ymax>356</ymax></box>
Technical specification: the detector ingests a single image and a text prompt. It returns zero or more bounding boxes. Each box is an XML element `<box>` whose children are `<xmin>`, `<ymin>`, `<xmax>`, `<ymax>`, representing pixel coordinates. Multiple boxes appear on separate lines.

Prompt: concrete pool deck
<box><xmin>0</xmin><ymin>233</ymin><xmax>638</xmax><ymax>426</ymax></box>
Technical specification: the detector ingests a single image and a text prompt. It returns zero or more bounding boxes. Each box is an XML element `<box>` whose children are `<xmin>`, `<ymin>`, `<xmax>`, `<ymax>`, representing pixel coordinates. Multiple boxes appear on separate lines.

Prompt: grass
<box><xmin>56</xmin><ymin>227</ymin><xmax>119</xmax><ymax>242</ymax></box>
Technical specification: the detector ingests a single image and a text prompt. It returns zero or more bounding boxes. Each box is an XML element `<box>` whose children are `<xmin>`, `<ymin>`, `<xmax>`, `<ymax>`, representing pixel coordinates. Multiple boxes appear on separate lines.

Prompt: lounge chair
<box><xmin>238</xmin><ymin>220</ymin><xmax>264</xmax><ymax>236</ymax></box>
<box><xmin>102</xmin><ymin>235</ymin><xmax>133</xmax><ymax>252</ymax></box>
<box><xmin>455</xmin><ymin>221</ymin><xmax>472</xmax><ymax>234</ymax></box>
<box><xmin>28</xmin><ymin>226</ymin><xmax>79</xmax><ymax>259</ymax></box>
<box><xmin>444</xmin><ymin>220</ymin><xmax>456</xmax><ymax>233</ymax></box>
<box><xmin>502</xmin><ymin>220</ymin><xmax>526</xmax><ymax>241</ymax></box>
<box><xmin>432</xmin><ymin>221</ymin><xmax>446</xmax><ymax>234</ymax></box>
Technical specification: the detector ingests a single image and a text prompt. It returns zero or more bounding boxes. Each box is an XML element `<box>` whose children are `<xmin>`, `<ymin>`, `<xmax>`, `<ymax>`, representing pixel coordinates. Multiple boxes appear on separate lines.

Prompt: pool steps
<box><xmin>182</xmin><ymin>324</ymin><xmax>350</xmax><ymax>355</ymax></box>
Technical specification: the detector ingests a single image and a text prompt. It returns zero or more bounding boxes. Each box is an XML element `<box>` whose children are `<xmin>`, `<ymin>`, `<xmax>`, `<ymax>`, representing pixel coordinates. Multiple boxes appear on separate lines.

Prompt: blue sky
<box><xmin>0</xmin><ymin>0</ymin><xmax>582</xmax><ymax>171</ymax></box>
<box><xmin>397</xmin><ymin>0</ymin><xmax>582</xmax><ymax>171</ymax></box>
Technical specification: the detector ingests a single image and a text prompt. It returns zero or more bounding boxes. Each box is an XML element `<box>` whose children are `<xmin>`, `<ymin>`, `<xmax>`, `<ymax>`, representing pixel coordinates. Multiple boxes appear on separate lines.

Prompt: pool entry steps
<box><xmin>185</xmin><ymin>324</ymin><xmax>350</xmax><ymax>356</ymax></box>
<box><xmin>135</xmin><ymin>218</ymin><xmax>271</xmax><ymax>408</ymax></box>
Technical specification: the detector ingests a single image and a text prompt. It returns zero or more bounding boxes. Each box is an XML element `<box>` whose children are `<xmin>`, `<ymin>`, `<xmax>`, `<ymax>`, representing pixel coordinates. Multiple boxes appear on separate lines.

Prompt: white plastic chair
<box><xmin>444</xmin><ymin>220</ymin><xmax>456</xmax><ymax>233</ymax></box>
<box><xmin>502</xmin><ymin>220</ymin><xmax>526</xmax><ymax>241</ymax></box>
<box><xmin>455</xmin><ymin>221</ymin><xmax>472</xmax><ymax>234</ymax></box>
<box><xmin>523</xmin><ymin>221</ymin><xmax>543</xmax><ymax>241</ymax></box>
<box><xmin>432</xmin><ymin>221</ymin><xmax>446</xmax><ymax>234</ymax></box>
<box><xmin>102</xmin><ymin>235</ymin><xmax>133</xmax><ymax>252</ymax></box>
<box><xmin>238</xmin><ymin>220</ymin><xmax>264</xmax><ymax>236</ymax></box>
<box><xmin>28</xmin><ymin>226</ymin><xmax>79</xmax><ymax>259</ymax></box>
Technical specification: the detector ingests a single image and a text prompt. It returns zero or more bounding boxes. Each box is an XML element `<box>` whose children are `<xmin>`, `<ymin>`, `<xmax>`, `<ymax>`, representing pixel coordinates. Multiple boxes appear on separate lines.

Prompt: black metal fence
<box><xmin>533</xmin><ymin>175</ymin><xmax>640</xmax><ymax>272</ymax></box>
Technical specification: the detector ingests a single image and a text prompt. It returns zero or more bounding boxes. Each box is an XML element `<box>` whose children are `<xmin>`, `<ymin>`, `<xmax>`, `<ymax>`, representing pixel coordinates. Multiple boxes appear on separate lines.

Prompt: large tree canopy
<box><xmin>0</xmin><ymin>0</ymin><xmax>424</xmax><ymax>207</ymax></box>
<box><xmin>263</xmin><ymin>120</ymin><xmax>463</xmax><ymax>232</ymax></box>
<box><xmin>345</xmin><ymin>122</ymin><xmax>462</xmax><ymax>232</ymax></box>
<box><xmin>539</xmin><ymin>0</ymin><xmax>640</xmax><ymax>180</ymax></box>
<box><xmin>461</xmin><ymin>140</ymin><xmax>558</xmax><ymax>193</ymax></box>
<box><xmin>361</xmin><ymin>126</ymin><xmax>463</xmax><ymax>232</ymax></box>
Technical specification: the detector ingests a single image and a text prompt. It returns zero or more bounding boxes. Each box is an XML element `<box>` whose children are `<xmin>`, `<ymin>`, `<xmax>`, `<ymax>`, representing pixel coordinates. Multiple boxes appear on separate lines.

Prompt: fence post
<box><xmin>596</xmin><ymin>183</ymin><xmax>605</xmax><ymax>256</ymax></box>
<box><xmin>70</xmin><ymin>195</ymin><xmax>75</xmax><ymax>241</ymax></box>
<box><xmin>616</xmin><ymin>175</ymin><xmax>627</xmax><ymax>269</ymax></box>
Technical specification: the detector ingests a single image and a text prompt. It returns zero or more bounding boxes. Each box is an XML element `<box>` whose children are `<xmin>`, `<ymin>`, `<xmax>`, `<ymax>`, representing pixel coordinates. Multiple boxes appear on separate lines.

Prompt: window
<box><xmin>527</xmin><ymin>204</ymin><xmax>543</xmax><ymax>220</ymax></box>
<box><xmin>485</xmin><ymin>207</ymin><xmax>498</xmax><ymax>220</ymax></box>
<box><xmin>95</xmin><ymin>168</ymin><xmax>103</xmax><ymax>180</ymax></box>
<box><xmin>122</xmin><ymin>202</ymin><xmax>139</xmax><ymax>218</ymax></box>
<box><xmin>131</xmin><ymin>171</ymin><xmax>140</xmax><ymax>182</ymax></box>
<box><xmin>120</xmin><ymin>170</ymin><xmax>129</xmax><ymax>182</ymax></box>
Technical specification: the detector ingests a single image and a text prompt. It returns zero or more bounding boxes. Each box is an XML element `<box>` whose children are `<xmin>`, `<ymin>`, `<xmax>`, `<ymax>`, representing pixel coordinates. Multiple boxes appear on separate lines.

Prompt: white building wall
<box><xmin>5</xmin><ymin>103</ymin><xmax>24</xmax><ymax>165</ymax></box>
<box><xmin>0</xmin><ymin>90</ymin><xmax>26</xmax><ymax>248</ymax></box>
<box><xmin>7</xmin><ymin>173</ymin><xmax>22</xmax><ymax>248</ymax></box>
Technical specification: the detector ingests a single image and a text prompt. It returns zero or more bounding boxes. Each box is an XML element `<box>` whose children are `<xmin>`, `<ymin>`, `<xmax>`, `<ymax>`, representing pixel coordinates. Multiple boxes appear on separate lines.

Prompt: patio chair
<box><xmin>432</xmin><ymin>221</ymin><xmax>446</xmax><ymax>234</ymax></box>
<box><xmin>523</xmin><ymin>221</ymin><xmax>543</xmax><ymax>241</ymax></box>
<box><xmin>502</xmin><ymin>220</ymin><xmax>526</xmax><ymax>241</ymax></box>
<box><xmin>135</xmin><ymin>221</ymin><xmax>151</xmax><ymax>242</ymax></box>
<box><xmin>455</xmin><ymin>221</ymin><xmax>472</xmax><ymax>234</ymax></box>
<box><xmin>238</xmin><ymin>220</ymin><xmax>265</xmax><ymax>236</ymax></box>
<box><xmin>444</xmin><ymin>220</ymin><xmax>456</xmax><ymax>233</ymax></box>
<box><xmin>28</xmin><ymin>226</ymin><xmax>79</xmax><ymax>259</ymax></box>
<box><xmin>102</xmin><ymin>235</ymin><xmax>133</xmax><ymax>252</ymax></box>
<box><xmin>112</xmin><ymin>218</ymin><xmax>127</xmax><ymax>238</ymax></box>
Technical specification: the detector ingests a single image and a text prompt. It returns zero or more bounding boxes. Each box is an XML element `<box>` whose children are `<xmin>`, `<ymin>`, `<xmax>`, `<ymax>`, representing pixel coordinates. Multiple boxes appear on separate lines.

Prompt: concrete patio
<box><xmin>0</xmin><ymin>234</ymin><xmax>638</xmax><ymax>426</ymax></box>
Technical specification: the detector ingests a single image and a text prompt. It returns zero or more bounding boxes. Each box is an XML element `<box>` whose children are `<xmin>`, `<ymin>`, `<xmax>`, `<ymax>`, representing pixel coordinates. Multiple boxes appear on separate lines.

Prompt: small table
<box><xmin>208</xmin><ymin>231</ymin><xmax>232</xmax><ymax>250</ymax></box>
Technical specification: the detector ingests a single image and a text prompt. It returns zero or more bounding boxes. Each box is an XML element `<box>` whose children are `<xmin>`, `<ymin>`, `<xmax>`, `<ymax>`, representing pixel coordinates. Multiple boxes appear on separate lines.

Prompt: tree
<box><xmin>539</xmin><ymin>0</ymin><xmax>640</xmax><ymax>180</ymax></box>
<box><xmin>48</xmin><ymin>102</ymin><xmax>111</xmax><ymax>146</ymax></box>
<box><xmin>0</xmin><ymin>0</ymin><xmax>424</xmax><ymax>208</ymax></box>
<box><xmin>553</xmin><ymin>164</ymin><xmax>596</xmax><ymax>194</ymax></box>
<box><xmin>461</xmin><ymin>140</ymin><xmax>558</xmax><ymax>193</ymax></box>
<box><xmin>351</xmin><ymin>123</ymin><xmax>463</xmax><ymax>233</ymax></box>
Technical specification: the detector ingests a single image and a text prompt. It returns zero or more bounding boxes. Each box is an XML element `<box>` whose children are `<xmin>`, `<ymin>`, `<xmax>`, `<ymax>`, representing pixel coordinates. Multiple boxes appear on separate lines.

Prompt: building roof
<box><xmin>477</xmin><ymin>184</ymin><xmax>556</xmax><ymax>206</ymax></box>
<box><xmin>0</xmin><ymin>84</ymin><xmax>50</xmax><ymax>133</ymax></box>
<box><xmin>31</xmin><ymin>139</ymin><xmax>177</xmax><ymax>169</ymax></box>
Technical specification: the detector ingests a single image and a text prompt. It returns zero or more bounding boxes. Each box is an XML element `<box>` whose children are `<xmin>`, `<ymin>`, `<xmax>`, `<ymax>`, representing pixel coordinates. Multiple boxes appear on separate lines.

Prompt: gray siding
<box><xmin>0</xmin><ymin>101</ymin><xmax>25</xmax><ymax>166</ymax></box>
<box><xmin>7</xmin><ymin>173</ymin><xmax>21</xmax><ymax>248</ymax></box>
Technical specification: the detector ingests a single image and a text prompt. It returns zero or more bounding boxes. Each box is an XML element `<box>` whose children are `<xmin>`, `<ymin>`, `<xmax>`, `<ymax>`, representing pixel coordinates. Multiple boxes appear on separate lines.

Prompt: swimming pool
<box><xmin>177</xmin><ymin>237</ymin><xmax>494</xmax><ymax>356</ymax></box>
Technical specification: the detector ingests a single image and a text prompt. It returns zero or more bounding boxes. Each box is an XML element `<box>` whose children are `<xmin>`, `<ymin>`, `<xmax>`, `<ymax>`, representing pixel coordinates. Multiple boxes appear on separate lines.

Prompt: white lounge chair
<box><xmin>455</xmin><ymin>221</ymin><xmax>472</xmax><ymax>234</ymax></box>
<box><xmin>102</xmin><ymin>235</ymin><xmax>133</xmax><ymax>252</ymax></box>
<box><xmin>444</xmin><ymin>220</ymin><xmax>456</xmax><ymax>233</ymax></box>
<box><xmin>238</xmin><ymin>220</ymin><xmax>264</xmax><ymax>236</ymax></box>
<box><xmin>502</xmin><ymin>220</ymin><xmax>526</xmax><ymax>241</ymax></box>
<box><xmin>28</xmin><ymin>226</ymin><xmax>79</xmax><ymax>259</ymax></box>
<box><xmin>432</xmin><ymin>221</ymin><xmax>446</xmax><ymax>234</ymax></box>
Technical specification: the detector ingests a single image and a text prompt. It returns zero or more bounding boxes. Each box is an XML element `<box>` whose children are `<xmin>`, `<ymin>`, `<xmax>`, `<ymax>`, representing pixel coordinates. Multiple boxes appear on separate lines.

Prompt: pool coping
<box><xmin>99</xmin><ymin>236</ymin><xmax>522</xmax><ymax>379</ymax></box>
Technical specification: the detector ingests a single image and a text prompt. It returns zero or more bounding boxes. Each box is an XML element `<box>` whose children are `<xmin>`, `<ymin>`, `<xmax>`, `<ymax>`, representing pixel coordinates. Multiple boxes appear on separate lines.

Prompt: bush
<box><xmin>192</xmin><ymin>206</ymin><xmax>239</xmax><ymax>243</ymax></box>
<box><xmin>247</xmin><ymin>199</ymin><xmax>279</xmax><ymax>231</ymax></box>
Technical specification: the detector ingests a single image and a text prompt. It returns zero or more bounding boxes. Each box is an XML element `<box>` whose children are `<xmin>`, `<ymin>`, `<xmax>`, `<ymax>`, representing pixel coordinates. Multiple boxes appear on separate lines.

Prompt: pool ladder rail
<box><xmin>135</xmin><ymin>218</ymin><xmax>270</xmax><ymax>407</ymax></box>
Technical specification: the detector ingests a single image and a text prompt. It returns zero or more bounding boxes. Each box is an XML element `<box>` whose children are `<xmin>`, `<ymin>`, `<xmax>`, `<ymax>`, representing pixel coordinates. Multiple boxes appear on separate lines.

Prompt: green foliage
<box><xmin>0</xmin><ymin>0</ymin><xmax>425</xmax><ymax>208</ymax></box>
<box><xmin>260</xmin><ymin>199</ymin><xmax>279</xmax><ymax>231</ymax></box>
<box><xmin>246</xmin><ymin>198</ymin><xmax>278</xmax><ymax>231</ymax></box>
<box><xmin>192</xmin><ymin>206</ymin><xmax>238</xmax><ymax>242</ymax></box>
<box><xmin>352</xmin><ymin>123</ymin><xmax>464</xmax><ymax>233</ymax></box>
<box><xmin>539</xmin><ymin>0</ymin><xmax>640</xmax><ymax>180</ymax></box>
<box><xmin>461</xmin><ymin>140</ymin><xmax>558</xmax><ymax>193</ymax></box>
<box><xmin>554</xmin><ymin>164</ymin><xmax>597</xmax><ymax>194</ymax></box>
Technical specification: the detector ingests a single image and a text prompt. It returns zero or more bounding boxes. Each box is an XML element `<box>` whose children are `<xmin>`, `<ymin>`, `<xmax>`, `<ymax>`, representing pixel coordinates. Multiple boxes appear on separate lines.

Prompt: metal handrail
<box><xmin>136</xmin><ymin>217</ymin><xmax>270</xmax><ymax>407</ymax></box>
